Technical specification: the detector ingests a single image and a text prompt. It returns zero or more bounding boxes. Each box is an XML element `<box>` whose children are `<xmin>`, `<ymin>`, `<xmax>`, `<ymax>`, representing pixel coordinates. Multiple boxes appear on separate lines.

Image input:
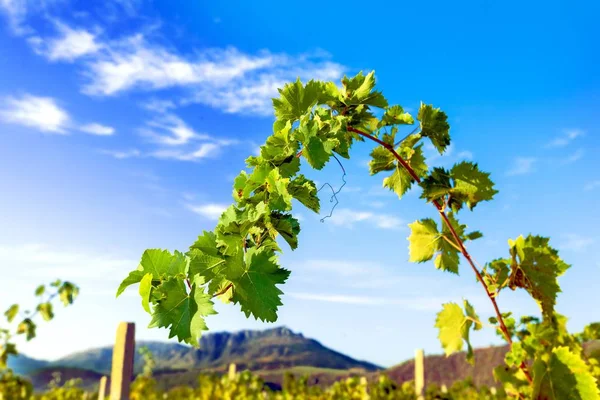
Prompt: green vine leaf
<box><xmin>378</xmin><ymin>105</ymin><xmax>414</xmax><ymax>127</ymax></box>
<box><xmin>16</xmin><ymin>318</ymin><xmax>36</xmax><ymax>341</ymax></box>
<box><xmin>506</xmin><ymin>235</ymin><xmax>570</xmax><ymax>317</ymax></box>
<box><xmin>0</xmin><ymin>342</ymin><xmax>17</xmax><ymax>369</ymax></box>
<box><xmin>435</xmin><ymin>301</ymin><xmax>477</xmax><ymax>362</ymax></box>
<box><xmin>272</xmin><ymin>78</ymin><xmax>322</xmax><ymax>123</ymax></box>
<box><xmin>408</xmin><ymin>213</ymin><xmax>474</xmax><ymax>274</ymax></box>
<box><xmin>417</xmin><ymin>103</ymin><xmax>450</xmax><ymax>154</ymax></box>
<box><xmin>287</xmin><ymin>175</ymin><xmax>320</xmax><ymax>213</ymax></box>
<box><xmin>116</xmin><ymin>269</ymin><xmax>145</xmax><ymax>297</ymax></box>
<box><xmin>505</xmin><ymin>342</ymin><xmax>528</xmax><ymax>368</ymax></box>
<box><xmin>408</xmin><ymin>218</ymin><xmax>439</xmax><ymax>263</ymax></box>
<box><xmin>230</xmin><ymin>247</ymin><xmax>290</xmax><ymax>322</ymax></box>
<box><xmin>419</xmin><ymin>162</ymin><xmax>497</xmax><ymax>212</ymax></box>
<box><xmin>374</xmin><ymin>141</ymin><xmax>428</xmax><ymax>199</ymax></box>
<box><xmin>341</xmin><ymin>70</ymin><xmax>388</xmax><ymax>108</ymax></box>
<box><xmin>368</xmin><ymin>146</ymin><xmax>395</xmax><ymax>175</ymax></box>
<box><xmin>117</xmin><ymin>249</ymin><xmax>188</xmax><ymax>297</ymax></box>
<box><xmin>579</xmin><ymin>323</ymin><xmax>600</xmax><ymax>341</ymax></box>
<box><xmin>296</xmin><ymin>120</ymin><xmax>333</xmax><ymax>170</ymax></box>
<box><xmin>58</xmin><ymin>282</ymin><xmax>79</xmax><ymax>306</ymax></box>
<box><xmin>4</xmin><ymin>304</ymin><xmax>19</xmax><ymax>323</ymax></box>
<box><xmin>269</xmin><ymin>213</ymin><xmax>300</xmax><ymax>250</ymax></box>
<box><xmin>533</xmin><ymin>347</ymin><xmax>600</xmax><ymax>399</ymax></box>
<box><xmin>139</xmin><ymin>273</ymin><xmax>153</xmax><ymax>314</ymax></box>
<box><xmin>188</xmin><ymin>250</ymin><xmax>226</xmax><ymax>282</ymax></box>
<box><xmin>34</xmin><ymin>285</ymin><xmax>45</xmax><ymax>297</ymax></box>
<box><xmin>148</xmin><ymin>277</ymin><xmax>216</xmax><ymax>345</ymax></box>
<box><xmin>36</xmin><ymin>303</ymin><xmax>54</xmax><ymax>322</ymax></box>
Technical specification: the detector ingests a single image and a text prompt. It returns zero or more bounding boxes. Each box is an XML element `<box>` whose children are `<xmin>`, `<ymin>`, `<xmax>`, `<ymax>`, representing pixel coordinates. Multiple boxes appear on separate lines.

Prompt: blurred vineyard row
<box><xmin>1</xmin><ymin>369</ymin><xmax>509</xmax><ymax>400</ymax></box>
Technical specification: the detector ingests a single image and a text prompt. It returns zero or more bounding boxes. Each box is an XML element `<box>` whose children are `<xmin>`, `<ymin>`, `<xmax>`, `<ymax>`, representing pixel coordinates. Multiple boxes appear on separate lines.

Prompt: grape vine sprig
<box><xmin>1</xmin><ymin>280</ymin><xmax>79</xmax><ymax>370</ymax></box>
<box><xmin>117</xmin><ymin>71</ymin><xmax>600</xmax><ymax>398</ymax></box>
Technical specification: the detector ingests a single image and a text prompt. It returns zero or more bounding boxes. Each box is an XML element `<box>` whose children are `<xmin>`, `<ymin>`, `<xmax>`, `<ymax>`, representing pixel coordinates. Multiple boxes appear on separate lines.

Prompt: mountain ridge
<box><xmin>9</xmin><ymin>326</ymin><xmax>599</xmax><ymax>392</ymax></box>
<box><xmin>9</xmin><ymin>326</ymin><xmax>380</xmax><ymax>376</ymax></box>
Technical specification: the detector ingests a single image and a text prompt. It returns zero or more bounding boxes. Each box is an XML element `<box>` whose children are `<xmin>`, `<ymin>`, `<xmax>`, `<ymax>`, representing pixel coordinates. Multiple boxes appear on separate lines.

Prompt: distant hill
<box><xmin>11</xmin><ymin>326</ymin><xmax>380</xmax><ymax>391</ymax></box>
<box><xmin>7</xmin><ymin>354</ymin><xmax>49</xmax><ymax>375</ymax></box>
<box><xmin>383</xmin><ymin>345</ymin><xmax>508</xmax><ymax>388</ymax></box>
<box><xmin>383</xmin><ymin>339</ymin><xmax>600</xmax><ymax>388</ymax></box>
<box><xmin>10</xmin><ymin>325</ymin><xmax>599</xmax><ymax>392</ymax></box>
<box><xmin>50</xmin><ymin>326</ymin><xmax>381</xmax><ymax>375</ymax></box>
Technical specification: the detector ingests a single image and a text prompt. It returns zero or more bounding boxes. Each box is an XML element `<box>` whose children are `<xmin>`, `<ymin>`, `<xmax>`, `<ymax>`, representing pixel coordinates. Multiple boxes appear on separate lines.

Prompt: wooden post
<box><xmin>415</xmin><ymin>348</ymin><xmax>425</xmax><ymax>400</ymax></box>
<box><xmin>98</xmin><ymin>376</ymin><xmax>108</xmax><ymax>400</ymax></box>
<box><xmin>228</xmin><ymin>363</ymin><xmax>237</xmax><ymax>380</ymax></box>
<box><xmin>110</xmin><ymin>322</ymin><xmax>135</xmax><ymax>400</ymax></box>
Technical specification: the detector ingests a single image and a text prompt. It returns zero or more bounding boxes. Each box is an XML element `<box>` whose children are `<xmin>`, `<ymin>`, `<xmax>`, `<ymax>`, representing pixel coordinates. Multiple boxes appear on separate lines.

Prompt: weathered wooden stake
<box><xmin>415</xmin><ymin>348</ymin><xmax>425</xmax><ymax>400</ymax></box>
<box><xmin>110</xmin><ymin>322</ymin><xmax>135</xmax><ymax>400</ymax></box>
<box><xmin>228</xmin><ymin>363</ymin><xmax>237</xmax><ymax>380</ymax></box>
<box><xmin>98</xmin><ymin>376</ymin><xmax>108</xmax><ymax>400</ymax></box>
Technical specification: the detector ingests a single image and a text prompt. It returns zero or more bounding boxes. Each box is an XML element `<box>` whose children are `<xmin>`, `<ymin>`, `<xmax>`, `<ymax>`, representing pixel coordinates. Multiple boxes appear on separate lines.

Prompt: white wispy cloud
<box><xmin>0</xmin><ymin>243</ymin><xmax>136</xmax><ymax>280</ymax></box>
<box><xmin>326</xmin><ymin>208</ymin><xmax>403</xmax><ymax>230</ymax></box>
<box><xmin>82</xmin><ymin>35</ymin><xmax>275</xmax><ymax>97</ymax></box>
<box><xmin>560</xmin><ymin>234</ymin><xmax>594</xmax><ymax>252</ymax></box>
<box><xmin>140</xmin><ymin>113</ymin><xmax>209</xmax><ymax>146</ymax></box>
<box><xmin>102</xmin><ymin>110</ymin><xmax>234</xmax><ymax>161</ymax></box>
<box><xmin>584</xmin><ymin>181</ymin><xmax>600</xmax><ymax>191</ymax></box>
<box><xmin>100</xmin><ymin>148</ymin><xmax>141</xmax><ymax>159</ymax></box>
<box><xmin>150</xmin><ymin>143</ymin><xmax>221</xmax><ymax>161</ymax></box>
<box><xmin>546</xmin><ymin>129</ymin><xmax>585</xmax><ymax>148</ymax></box>
<box><xmin>20</xmin><ymin>21</ymin><xmax>345</xmax><ymax>115</ymax></box>
<box><xmin>506</xmin><ymin>157</ymin><xmax>536</xmax><ymax>176</ymax></box>
<box><xmin>186</xmin><ymin>203</ymin><xmax>228</xmax><ymax>220</ymax></box>
<box><xmin>362</xmin><ymin>200</ymin><xmax>386</xmax><ymax>209</ymax></box>
<box><xmin>0</xmin><ymin>94</ymin><xmax>70</xmax><ymax>133</ymax></box>
<box><xmin>286</xmin><ymin>292</ymin><xmax>475</xmax><ymax>312</ymax></box>
<box><xmin>561</xmin><ymin>149</ymin><xmax>584</xmax><ymax>164</ymax></box>
<box><xmin>141</xmin><ymin>98</ymin><xmax>176</xmax><ymax>113</ymax></box>
<box><xmin>0</xmin><ymin>0</ymin><xmax>31</xmax><ymax>33</ymax></box>
<box><xmin>0</xmin><ymin>0</ymin><xmax>27</xmax><ymax>31</ymax></box>
<box><xmin>114</xmin><ymin>0</ymin><xmax>141</xmax><ymax>15</ymax></box>
<box><xmin>101</xmin><ymin>143</ymin><xmax>223</xmax><ymax>162</ymax></box>
<box><xmin>79</xmin><ymin>123</ymin><xmax>115</xmax><ymax>136</ymax></box>
<box><xmin>29</xmin><ymin>22</ymin><xmax>101</xmax><ymax>61</ymax></box>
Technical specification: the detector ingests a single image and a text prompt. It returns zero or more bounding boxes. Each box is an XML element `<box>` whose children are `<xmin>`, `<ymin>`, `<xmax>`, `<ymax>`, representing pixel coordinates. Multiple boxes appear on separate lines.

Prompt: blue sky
<box><xmin>0</xmin><ymin>0</ymin><xmax>599</xmax><ymax>368</ymax></box>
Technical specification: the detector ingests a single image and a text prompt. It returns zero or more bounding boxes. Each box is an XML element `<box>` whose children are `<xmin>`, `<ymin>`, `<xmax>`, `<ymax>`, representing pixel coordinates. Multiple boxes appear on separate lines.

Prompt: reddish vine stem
<box><xmin>347</xmin><ymin>126</ymin><xmax>533</xmax><ymax>384</ymax></box>
<box><xmin>212</xmin><ymin>283</ymin><xmax>233</xmax><ymax>299</ymax></box>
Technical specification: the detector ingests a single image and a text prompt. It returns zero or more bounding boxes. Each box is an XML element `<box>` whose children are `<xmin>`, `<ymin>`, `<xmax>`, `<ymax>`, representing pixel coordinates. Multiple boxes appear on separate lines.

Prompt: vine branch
<box><xmin>212</xmin><ymin>283</ymin><xmax>233</xmax><ymax>299</ymax></box>
<box><xmin>348</xmin><ymin>126</ymin><xmax>533</xmax><ymax>384</ymax></box>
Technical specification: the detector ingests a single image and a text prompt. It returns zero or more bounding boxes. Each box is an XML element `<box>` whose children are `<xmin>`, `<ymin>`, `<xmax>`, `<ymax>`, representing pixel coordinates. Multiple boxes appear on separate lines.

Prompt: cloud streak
<box><xmin>29</xmin><ymin>22</ymin><xmax>101</xmax><ymax>61</ymax></box>
<box><xmin>326</xmin><ymin>208</ymin><xmax>404</xmax><ymax>230</ymax></box>
<box><xmin>546</xmin><ymin>129</ymin><xmax>585</xmax><ymax>148</ymax></box>
<box><xmin>0</xmin><ymin>94</ymin><xmax>70</xmax><ymax>133</ymax></box>
<box><xmin>80</xmin><ymin>123</ymin><xmax>115</xmax><ymax>136</ymax></box>
<box><xmin>506</xmin><ymin>157</ymin><xmax>536</xmax><ymax>176</ymax></box>
<box><xmin>21</xmin><ymin>21</ymin><xmax>346</xmax><ymax>116</ymax></box>
<box><xmin>560</xmin><ymin>234</ymin><xmax>594</xmax><ymax>252</ymax></box>
<box><xmin>0</xmin><ymin>243</ymin><xmax>136</xmax><ymax>280</ymax></box>
<box><xmin>286</xmin><ymin>292</ymin><xmax>481</xmax><ymax>312</ymax></box>
<box><xmin>186</xmin><ymin>203</ymin><xmax>228</xmax><ymax>220</ymax></box>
